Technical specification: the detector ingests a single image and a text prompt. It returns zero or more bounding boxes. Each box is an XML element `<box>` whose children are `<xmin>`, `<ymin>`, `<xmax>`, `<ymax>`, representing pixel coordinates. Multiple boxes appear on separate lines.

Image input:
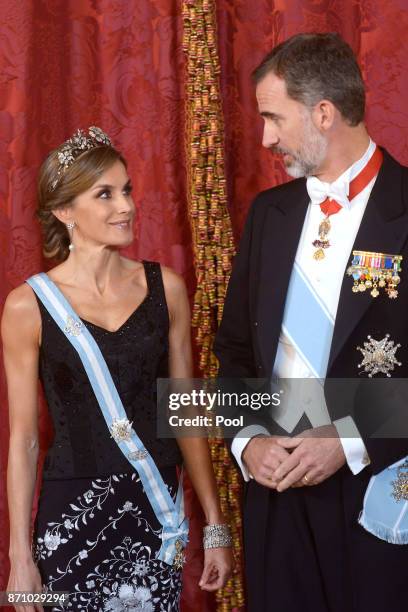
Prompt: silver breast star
<box><xmin>391</xmin><ymin>460</ymin><xmax>408</xmax><ymax>502</ymax></box>
<box><xmin>110</xmin><ymin>418</ymin><xmax>133</xmax><ymax>442</ymax></box>
<box><xmin>357</xmin><ymin>334</ymin><xmax>401</xmax><ymax>377</ymax></box>
<box><xmin>64</xmin><ymin>315</ymin><xmax>83</xmax><ymax>337</ymax></box>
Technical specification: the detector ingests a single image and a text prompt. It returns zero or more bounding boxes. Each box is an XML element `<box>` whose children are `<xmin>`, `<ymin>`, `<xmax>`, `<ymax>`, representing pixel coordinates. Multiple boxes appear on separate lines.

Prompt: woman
<box><xmin>3</xmin><ymin>127</ymin><xmax>232</xmax><ymax>611</ymax></box>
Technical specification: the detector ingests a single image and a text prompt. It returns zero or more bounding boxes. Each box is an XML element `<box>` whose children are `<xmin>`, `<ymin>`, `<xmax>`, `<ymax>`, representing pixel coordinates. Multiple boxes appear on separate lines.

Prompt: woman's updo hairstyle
<box><xmin>37</xmin><ymin>127</ymin><xmax>126</xmax><ymax>262</ymax></box>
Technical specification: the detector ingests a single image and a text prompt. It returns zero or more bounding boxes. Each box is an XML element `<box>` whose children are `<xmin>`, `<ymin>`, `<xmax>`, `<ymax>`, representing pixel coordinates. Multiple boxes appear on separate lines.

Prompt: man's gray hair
<box><xmin>253</xmin><ymin>33</ymin><xmax>365</xmax><ymax>126</ymax></box>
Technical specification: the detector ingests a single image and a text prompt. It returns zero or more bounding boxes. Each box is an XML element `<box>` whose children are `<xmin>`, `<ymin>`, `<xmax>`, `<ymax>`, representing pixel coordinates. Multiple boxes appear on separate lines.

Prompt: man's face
<box><xmin>256</xmin><ymin>72</ymin><xmax>327</xmax><ymax>178</ymax></box>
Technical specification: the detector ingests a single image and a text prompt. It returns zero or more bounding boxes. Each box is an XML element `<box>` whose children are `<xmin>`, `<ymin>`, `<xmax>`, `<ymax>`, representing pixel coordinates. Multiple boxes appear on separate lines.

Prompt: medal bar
<box><xmin>347</xmin><ymin>250</ymin><xmax>402</xmax><ymax>299</ymax></box>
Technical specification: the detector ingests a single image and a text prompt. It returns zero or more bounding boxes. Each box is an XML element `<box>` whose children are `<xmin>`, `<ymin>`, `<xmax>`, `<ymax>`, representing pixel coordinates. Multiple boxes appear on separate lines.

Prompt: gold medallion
<box><xmin>312</xmin><ymin>214</ymin><xmax>333</xmax><ymax>260</ymax></box>
<box><xmin>318</xmin><ymin>217</ymin><xmax>331</xmax><ymax>238</ymax></box>
<box><xmin>313</xmin><ymin>248</ymin><xmax>325</xmax><ymax>260</ymax></box>
<box><xmin>173</xmin><ymin>540</ymin><xmax>186</xmax><ymax>569</ymax></box>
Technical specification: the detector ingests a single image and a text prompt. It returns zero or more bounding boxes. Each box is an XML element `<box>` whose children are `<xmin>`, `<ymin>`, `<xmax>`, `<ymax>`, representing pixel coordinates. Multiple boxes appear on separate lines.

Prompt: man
<box><xmin>214</xmin><ymin>33</ymin><xmax>408</xmax><ymax>611</ymax></box>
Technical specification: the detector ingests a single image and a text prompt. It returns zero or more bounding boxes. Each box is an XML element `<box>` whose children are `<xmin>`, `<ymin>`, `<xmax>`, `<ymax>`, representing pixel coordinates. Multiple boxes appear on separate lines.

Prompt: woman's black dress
<box><xmin>31</xmin><ymin>261</ymin><xmax>184</xmax><ymax>612</ymax></box>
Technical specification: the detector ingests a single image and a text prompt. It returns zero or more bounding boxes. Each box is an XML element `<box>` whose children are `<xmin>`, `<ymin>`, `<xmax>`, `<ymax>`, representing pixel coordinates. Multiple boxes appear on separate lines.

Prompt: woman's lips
<box><xmin>109</xmin><ymin>220</ymin><xmax>131</xmax><ymax>230</ymax></box>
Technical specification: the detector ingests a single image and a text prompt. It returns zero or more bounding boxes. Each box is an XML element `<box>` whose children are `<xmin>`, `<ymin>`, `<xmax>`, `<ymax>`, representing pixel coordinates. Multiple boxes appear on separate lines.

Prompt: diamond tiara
<box><xmin>49</xmin><ymin>126</ymin><xmax>112</xmax><ymax>192</ymax></box>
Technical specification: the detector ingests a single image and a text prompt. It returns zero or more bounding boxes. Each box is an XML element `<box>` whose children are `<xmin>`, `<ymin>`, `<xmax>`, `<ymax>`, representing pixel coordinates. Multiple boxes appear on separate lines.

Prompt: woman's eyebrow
<box><xmin>92</xmin><ymin>179</ymin><xmax>131</xmax><ymax>191</ymax></box>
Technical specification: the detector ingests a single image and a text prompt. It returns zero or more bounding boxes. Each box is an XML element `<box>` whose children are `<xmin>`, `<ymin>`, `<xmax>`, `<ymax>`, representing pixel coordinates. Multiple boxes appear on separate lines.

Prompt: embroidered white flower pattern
<box><xmin>43</xmin><ymin>530</ymin><xmax>63</xmax><ymax>551</ymax></box>
<box><xmin>84</xmin><ymin>489</ymin><xmax>94</xmax><ymax>503</ymax></box>
<box><xmin>33</xmin><ymin>473</ymin><xmax>182</xmax><ymax>611</ymax></box>
<box><xmin>34</xmin><ymin>476</ymin><xmax>120</xmax><ymax>561</ymax></box>
<box><xmin>104</xmin><ymin>584</ymin><xmax>154</xmax><ymax>612</ymax></box>
<box><xmin>133</xmin><ymin>560</ymin><xmax>149</xmax><ymax>577</ymax></box>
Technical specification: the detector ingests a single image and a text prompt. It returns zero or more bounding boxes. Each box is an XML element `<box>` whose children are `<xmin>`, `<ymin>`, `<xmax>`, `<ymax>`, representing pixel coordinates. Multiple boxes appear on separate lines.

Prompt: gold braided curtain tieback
<box><xmin>182</xmin><ymin>1</ymin><xmax>244</xmax><ymax>610</ymax></box>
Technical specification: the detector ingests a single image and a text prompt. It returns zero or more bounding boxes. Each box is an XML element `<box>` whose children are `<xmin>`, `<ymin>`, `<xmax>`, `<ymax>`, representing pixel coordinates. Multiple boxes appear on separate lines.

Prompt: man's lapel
<box><xmin>328</xmin><ymin>151</ymin><xmax>408</xmax><ymax>371</ymax></box>
<box><xmin>255</xmin><ymin>179</ymin><xmax>309</xmax><ymax>372</ymax></box>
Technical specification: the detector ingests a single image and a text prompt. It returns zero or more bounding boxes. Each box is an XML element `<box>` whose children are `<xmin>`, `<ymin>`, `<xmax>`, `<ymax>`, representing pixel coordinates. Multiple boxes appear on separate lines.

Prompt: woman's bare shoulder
<box><xmin>4</xmin><ymin>283</ymin><xmax>39</xmax><ymax>314</ymax></box>
<box><xmin>2</xmin><ymin>283</ymin><xmax>41</xmax><ymax>337</ymax></box>
<box><xmin>160</xmin><ymin>265</ymin><xmax>187</xmax><ymax>293</ymax></box>
<box><xmin>160</xmin><ymin>266</ymin><xmax>190</xmax><ymax>323</ymax></box>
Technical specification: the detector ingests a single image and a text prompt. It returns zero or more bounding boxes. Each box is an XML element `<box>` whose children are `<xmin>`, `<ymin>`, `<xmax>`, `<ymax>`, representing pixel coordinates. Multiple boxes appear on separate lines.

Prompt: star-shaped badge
<box><xmin>391</xmin><ymin>460</ymin><xmax>408</xmax><ymax>502</ymax></box>
<box><xmin>357</xmin><ymin>334</ymin><xmax>401</xmax><ymax>377</ymax></box>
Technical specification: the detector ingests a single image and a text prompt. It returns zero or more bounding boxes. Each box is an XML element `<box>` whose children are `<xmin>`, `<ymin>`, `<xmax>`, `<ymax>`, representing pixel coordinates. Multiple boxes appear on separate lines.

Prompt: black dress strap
<box><xmin>143</xmin><ymin>260</ymin><xmax>168</xmax><ymax>311</ymax></box>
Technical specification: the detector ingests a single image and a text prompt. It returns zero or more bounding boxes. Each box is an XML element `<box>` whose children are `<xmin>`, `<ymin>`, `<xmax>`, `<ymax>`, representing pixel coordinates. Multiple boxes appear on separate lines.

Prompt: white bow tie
<box><xmin>306</xmin><ymin>176</ymin><xmax>351</xmax><ymax>210</ymax></box>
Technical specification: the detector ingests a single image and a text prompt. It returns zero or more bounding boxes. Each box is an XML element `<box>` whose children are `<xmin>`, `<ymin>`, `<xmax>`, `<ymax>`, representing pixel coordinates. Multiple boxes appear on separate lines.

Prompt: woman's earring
<box><xmin>66</xmin><ymin>221</ymin><xmax>75</xmax><ymax>251</ymax></box>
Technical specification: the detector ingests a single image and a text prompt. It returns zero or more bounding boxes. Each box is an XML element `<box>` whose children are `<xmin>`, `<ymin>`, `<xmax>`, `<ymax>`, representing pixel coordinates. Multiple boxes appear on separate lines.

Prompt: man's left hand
<box><xmin>273</xmin><ymin>425</ymin><xmax>346</xmax><ymax>492</ymax></box>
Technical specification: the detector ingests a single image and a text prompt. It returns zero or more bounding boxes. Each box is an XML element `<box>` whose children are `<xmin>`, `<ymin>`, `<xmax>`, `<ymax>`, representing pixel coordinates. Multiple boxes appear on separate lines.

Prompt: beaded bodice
<box><xmin>34</xmin><ymin>261</ymin><xmax>182</xmax><ymax>479</ymax></box>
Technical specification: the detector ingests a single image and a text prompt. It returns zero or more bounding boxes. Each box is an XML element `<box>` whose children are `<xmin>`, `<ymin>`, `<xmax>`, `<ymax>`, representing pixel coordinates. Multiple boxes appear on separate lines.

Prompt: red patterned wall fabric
<box><xmin>1</xmin><ymin>2</ymin><xmax>408</xmax><ymax>610</ymax></box>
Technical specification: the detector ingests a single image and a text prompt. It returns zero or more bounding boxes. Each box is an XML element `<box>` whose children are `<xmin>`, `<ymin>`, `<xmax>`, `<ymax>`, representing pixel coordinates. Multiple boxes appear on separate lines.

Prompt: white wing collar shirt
<box><xmin>232</xmin><ymin>139</ymin><xmax>377</xmax><ymax>481</ymax></box>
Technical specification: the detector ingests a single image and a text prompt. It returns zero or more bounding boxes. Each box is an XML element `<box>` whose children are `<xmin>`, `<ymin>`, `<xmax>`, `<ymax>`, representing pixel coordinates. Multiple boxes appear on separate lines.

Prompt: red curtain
<box><xmin>1</xmin><ymin>1</ymin><xmax>408</xmax><ymax>610</ymax></box>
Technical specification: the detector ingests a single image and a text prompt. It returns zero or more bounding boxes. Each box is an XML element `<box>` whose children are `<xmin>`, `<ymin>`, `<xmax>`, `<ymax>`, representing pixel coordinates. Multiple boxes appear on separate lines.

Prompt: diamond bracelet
<box><xmin>203</xmin><ymin>524</ymin><xmax>232</xmax><ymax>549</ymax></box>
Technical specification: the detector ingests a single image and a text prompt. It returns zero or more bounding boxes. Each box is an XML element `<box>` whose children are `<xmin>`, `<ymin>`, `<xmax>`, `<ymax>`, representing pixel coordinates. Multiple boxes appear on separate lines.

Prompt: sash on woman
<box><xmin>27</xmin><ymin>273</ymin><xmax>189</xmax><ymax>566</ymax></box>
<box><xmin>282</xmin><ymin>263</ymin><xmax>408</xmax><ymax>544</ymax></box>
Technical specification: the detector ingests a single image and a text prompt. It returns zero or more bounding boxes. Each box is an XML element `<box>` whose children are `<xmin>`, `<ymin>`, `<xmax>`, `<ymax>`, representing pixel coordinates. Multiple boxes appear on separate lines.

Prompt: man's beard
<box><xmin>274</xmin><ymin>112</ymin><xmax>328</xmax><ymax>178</ymax></box>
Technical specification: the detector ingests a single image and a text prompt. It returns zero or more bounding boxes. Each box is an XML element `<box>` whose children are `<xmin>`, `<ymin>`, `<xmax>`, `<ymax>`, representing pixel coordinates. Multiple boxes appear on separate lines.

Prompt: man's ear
<box><xmin>312</xmin><ymin>99</ymin><xmax>336</xmax><ymax>132</ymax></box>
<box><xmin>52</xmin><ymin>206</ymin><xmax>74</xmax><ymax>225</ymax></box>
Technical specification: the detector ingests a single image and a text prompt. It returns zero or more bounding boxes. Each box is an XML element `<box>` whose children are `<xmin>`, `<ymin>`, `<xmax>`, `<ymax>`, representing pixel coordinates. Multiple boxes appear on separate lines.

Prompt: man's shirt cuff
<box><xmin>334</xmin><ymin>416</ymin><xmax>370</xmax><ymax>474</ymax></box>
<box><xmin>231</xmin><ymin>425</ymin><xmax>270</xmax><ymax>481</ymax></box>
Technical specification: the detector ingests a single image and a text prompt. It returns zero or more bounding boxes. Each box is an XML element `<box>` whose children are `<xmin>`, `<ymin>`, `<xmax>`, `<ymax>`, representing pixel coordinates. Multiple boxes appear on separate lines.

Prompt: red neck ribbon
<box><xmin>320</xmin><ymin>146</ymin><xmax>383</xmax><ymax>216</ymax></box>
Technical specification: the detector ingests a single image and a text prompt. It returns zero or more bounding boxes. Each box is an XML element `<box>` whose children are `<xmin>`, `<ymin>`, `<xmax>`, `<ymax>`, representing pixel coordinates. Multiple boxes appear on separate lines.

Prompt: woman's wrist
<box><xmin>9</xmin><ymin>546</ymin><xmax>34</xmax><ymax>565</ymax></box>
<box><xmin>204</xmin><ymin>511</ymin><xmax>226</xmax><ymax>525</ymax></box>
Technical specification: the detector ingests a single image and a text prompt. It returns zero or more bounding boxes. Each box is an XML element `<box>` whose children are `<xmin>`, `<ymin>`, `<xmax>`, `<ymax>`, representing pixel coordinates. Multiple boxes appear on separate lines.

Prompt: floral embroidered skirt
<box><xmin>33</xmin><ymin>469</ymin><xmax>182</xmax><ymax>611</ymax></box>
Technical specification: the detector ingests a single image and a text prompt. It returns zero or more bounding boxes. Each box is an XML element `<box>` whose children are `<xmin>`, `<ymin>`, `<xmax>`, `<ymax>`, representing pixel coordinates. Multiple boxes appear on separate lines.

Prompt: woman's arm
<box><xmin>162</xmin><ymin>266</ymin><xmax>233</xmax><ymax>591</ymax></box>
<box><xmin>2</xmin><ymin>284</ymin><xmax>44</xmax><ymax>611</ymax></box>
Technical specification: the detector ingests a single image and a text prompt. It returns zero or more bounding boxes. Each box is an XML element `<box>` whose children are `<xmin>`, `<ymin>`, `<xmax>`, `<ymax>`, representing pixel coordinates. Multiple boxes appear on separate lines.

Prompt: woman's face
<box><xmin>63</xmin><ymin>160</ymin><xmax>135</xmax><ymax>251</ymax></box>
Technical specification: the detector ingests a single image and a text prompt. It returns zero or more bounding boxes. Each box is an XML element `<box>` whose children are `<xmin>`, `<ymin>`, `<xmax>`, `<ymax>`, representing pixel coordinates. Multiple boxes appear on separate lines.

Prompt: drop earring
<box><xmin>66</xmin><ymin>221</ymin><xmax>75</xmax><ymax>251</ymax></box>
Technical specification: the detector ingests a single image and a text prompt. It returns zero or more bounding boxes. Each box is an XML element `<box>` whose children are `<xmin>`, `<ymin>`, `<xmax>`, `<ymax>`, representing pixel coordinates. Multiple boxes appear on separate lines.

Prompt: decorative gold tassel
<box><xmin>182</xmin><ymin>1</ymin><xmax>245</xmax><ymax>609</ymax></box>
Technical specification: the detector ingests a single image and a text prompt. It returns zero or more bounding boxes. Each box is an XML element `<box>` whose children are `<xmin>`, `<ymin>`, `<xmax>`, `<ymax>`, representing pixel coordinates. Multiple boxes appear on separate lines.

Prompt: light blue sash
<box><xmin>359</xmin><ymin>458</ymin><xmax>408</xmax><ymax>544</ymax></box>
<box><xmin>27</xmin><ymin>272</ymin><xmax>188</xmax><ymax>565</ymax></box>
<box><xmin>282</xmin><ymin>263</ymin><xmax>334</xmax><ymax>379</ymax></box>
<box><xmin>282</xmin><ymin>263</ymin><xmax>408</xmax><ymax>544</ymax></box>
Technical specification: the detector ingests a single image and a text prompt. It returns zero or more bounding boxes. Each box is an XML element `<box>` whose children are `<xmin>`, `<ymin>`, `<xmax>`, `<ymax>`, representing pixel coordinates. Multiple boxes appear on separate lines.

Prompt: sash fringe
<box><xmin>358</xmin><ymin>512</ymin><xmax>408</xmax><ymax>545</ymax></box>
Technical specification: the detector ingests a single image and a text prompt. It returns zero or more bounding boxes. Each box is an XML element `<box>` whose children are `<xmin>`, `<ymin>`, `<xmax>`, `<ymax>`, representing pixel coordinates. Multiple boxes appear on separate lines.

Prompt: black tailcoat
<box><xmin>214</xmin><ymin>150</ymin><xmax>408</xmax><ymax>611</ymax></box>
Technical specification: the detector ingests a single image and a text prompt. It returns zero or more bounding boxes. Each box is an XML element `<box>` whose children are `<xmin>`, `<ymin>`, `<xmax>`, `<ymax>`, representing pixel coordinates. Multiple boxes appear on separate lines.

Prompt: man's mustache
<box><xmin>269</xmin><ymin>146</ymin><xmax>294</xmax><ymax>158</ymax></box>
